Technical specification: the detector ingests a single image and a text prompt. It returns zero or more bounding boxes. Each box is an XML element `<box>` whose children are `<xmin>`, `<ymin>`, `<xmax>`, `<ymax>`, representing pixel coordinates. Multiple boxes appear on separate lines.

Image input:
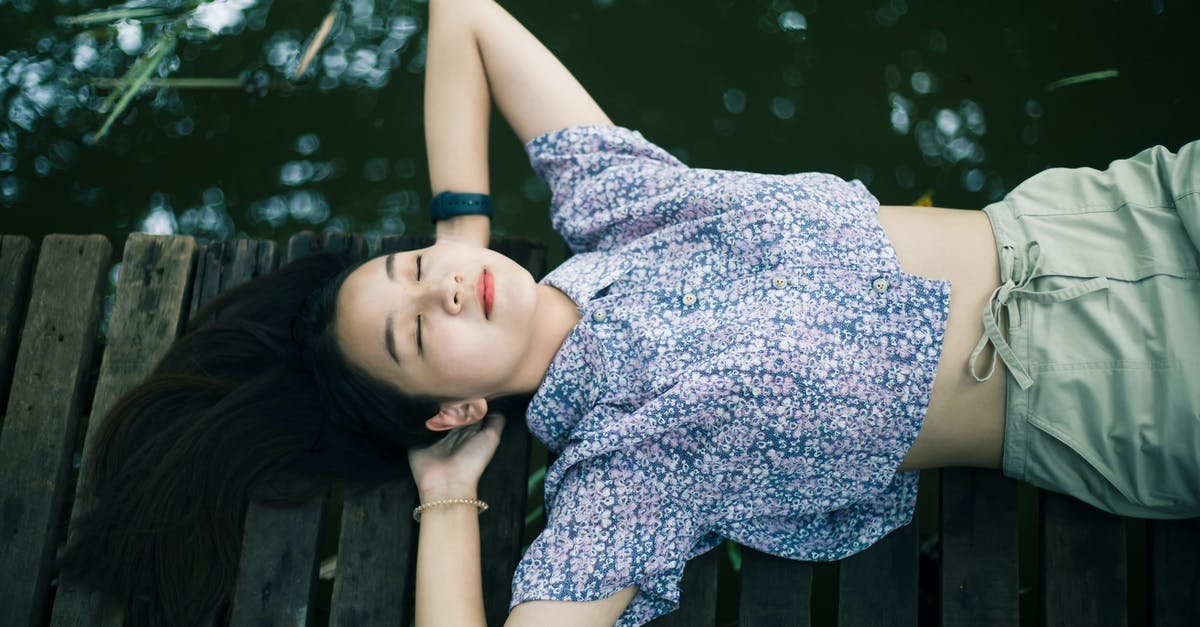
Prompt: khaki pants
<box><xmin>974</xmin><ymin>140</ymin><xmax>1200</xmax><ymax>519</ymax></box>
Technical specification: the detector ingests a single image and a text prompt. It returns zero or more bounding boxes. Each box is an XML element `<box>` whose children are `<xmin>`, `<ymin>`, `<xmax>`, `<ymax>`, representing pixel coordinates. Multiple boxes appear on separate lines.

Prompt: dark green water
<box><xmin>2</xmin><ymin>0</ymin><xmax>1196</xmax><ymax>625</ymax></box>
<box><xmin>3</xmin><ymin>0</ymin><xmax>1197</xmax><ymax>263</ymax></box>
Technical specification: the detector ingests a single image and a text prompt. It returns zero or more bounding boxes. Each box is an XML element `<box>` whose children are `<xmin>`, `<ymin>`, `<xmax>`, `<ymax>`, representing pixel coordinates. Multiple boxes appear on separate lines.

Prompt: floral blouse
<box><xmin>509</xmin><ymin>125</ymin><xmax>952</xmax><ymax>625</ymax></box>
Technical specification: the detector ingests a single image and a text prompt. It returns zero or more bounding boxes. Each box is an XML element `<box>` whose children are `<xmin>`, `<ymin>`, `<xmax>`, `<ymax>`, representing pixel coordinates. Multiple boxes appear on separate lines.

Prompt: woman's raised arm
<box><xmin>471</xmin><ymin>0</ymin><xmax>613</xmax><ymax>144</ymax></box>
<box><xmin>426</xmin><ymin>0</ymin><xmax>612</xmax><ymax>247</ymax></box>
<box><xmin>425</xmin><ymin>0</ymin><xmax>492</xmax><ymax>246</ymax></box>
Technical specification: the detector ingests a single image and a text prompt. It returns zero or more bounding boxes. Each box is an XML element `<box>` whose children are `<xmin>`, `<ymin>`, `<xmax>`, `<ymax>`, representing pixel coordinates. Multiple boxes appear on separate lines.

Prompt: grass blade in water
<box><xmin>1046</xmin><ymin>69</ymin><xmax>1119</xmax><ymax>91</ymax></box>
<box><xmin>86</xmin><ymin>77</ymin><xmax>243</xmax><ymax>89</ymax></box>
<box><xmin>92</xmin><ymin>22</ymin><xmax>184</xmax><ymax>143</ymax></box>
<box><xmin>57</xmin><ymin>7</ymin><xmax>173</xmax><ymax>27</ymax></box>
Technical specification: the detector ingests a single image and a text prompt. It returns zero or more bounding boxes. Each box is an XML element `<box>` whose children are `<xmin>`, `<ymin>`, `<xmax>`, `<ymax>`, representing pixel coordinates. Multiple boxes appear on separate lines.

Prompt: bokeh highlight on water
<box><xmin>4</xmin><ymin>0</ymin><xmax>1197</xmax><ymax>252</ymax></box>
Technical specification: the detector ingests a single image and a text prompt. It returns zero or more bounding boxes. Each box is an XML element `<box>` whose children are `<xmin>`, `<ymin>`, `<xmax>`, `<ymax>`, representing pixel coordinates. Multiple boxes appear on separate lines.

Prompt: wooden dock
<box><xmin>0</xmin><ymin>232</ymin><xmax>1196</xmax><ymax>626</ymax></box>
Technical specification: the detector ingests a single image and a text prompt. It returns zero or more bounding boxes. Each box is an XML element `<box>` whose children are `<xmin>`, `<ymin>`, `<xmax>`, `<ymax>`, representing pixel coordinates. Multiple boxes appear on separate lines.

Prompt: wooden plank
<box><xmin>645</xmin><ymin>545</ymin><xmax>719</xmax><ymax>626</ymax></box>
<box><xmin>49</xmin><ymin>234</ymin><xmax>197</xmax><ymax>627</ymax></box>
<box><xmin>285</xmin><ymin>230</ymin><xmax>321</xmax><ymax>261</ymax></box>
<box><xmin>940</xmin><ymin>467</ymin><xmax>1020</xmax><ymax>626</ymax></box>
<box><xmin>0</xmin><ymin>235</ymin><xmax>35</xmax><ymax>426</ymax></box>
<box><xmin>188</xmin><ymin>237</ymin><xmax>223</xmax><ymax>314</ymax></box>
<box><xmin>327</xmin><ymin>234</ymin><xmax>420</xmax><ymax>627</ymax></box>
<box><xmin>738</xmin><ymin>546</ymin><xmax>812</xmax><ymax>626</ymax></box>
<box><xmin>1149</xmin><ymin>517</ymin><xmax>1200</xmax><ymax>627</ymax></box>
<box><xmin>0</xmin><ymin>234</ymin><xmax>112</xmax><ymax>627</ymax></box>
<box><xmin>329</xmin><ymin>481</ymin><xmax>417</xmax><ymax>627</ymax></box>
<box><xmin>1040</xmin><ymin>491</ymin><xmax>1127</xmax><ymax>627</ymax></box>
<box><xmin>199</xmin><ymin>237</ymin><xmax>328</xmax><ymax>627</ymax></box>
<box><xmin>315</xmin><ymin>231</ymin><xmax>370</xmax><ymax>261</ymax></box>
<box><xmin>838</xmin><ymin>517</ymin><xmax>918</xmax><ymax>627</ymax></box>
<box><xmin>228</xmin><ymin>499</ymin><xmax>325</xmax><ymax>626</ymax></box>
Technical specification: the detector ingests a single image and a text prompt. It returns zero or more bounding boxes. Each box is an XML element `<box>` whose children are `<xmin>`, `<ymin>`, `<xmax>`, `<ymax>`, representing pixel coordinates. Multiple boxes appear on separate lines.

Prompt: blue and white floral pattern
<box><xmin>510</xmin><ymin>125</ymin><xmax>953</xmax><ymax>626</ymax></box>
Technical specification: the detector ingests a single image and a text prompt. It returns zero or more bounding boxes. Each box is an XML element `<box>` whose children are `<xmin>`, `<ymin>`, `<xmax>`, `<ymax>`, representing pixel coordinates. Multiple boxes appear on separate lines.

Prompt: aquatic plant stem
<box><xmin>1046</xmin><ymin>69</ymin><xmax>1119</xmax><ymax>91</ymax></box>
<box><xmin>85</xmin><ymin>77</ymin><xmax>246</xmax><ymax>90</ymax></box>
<box><xmin>91</xmin><ymin>18</ymin><xmax>187</xmax><ymax>144</ymax></box>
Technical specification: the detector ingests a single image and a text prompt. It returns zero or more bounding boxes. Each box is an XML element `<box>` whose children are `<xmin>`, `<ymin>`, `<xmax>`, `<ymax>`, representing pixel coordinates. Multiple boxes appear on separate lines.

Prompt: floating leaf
<box><xmin>913</xmin><ymin>188</ymin><xmax>934</xmax><ymax>206</ymax></box>
<box><xmin>293</xmin><ymin>1</ymin><xmax>343</xmax><ymax>84</ymax></box>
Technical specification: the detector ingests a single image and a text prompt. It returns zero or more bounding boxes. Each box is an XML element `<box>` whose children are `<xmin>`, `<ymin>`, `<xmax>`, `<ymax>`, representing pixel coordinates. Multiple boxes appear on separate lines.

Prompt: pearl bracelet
<box><xmin>412</xmin><ymin>497</ymin><xmax>489</xmax><ymax>522</ymax></box>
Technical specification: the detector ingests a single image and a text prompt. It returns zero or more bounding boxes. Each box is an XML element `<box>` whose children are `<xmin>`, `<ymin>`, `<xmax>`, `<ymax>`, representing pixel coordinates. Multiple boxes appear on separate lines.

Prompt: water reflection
<box><xmin>875</xmin><ymin>0</ymin><xmax>909</xmax><ymax>27</ymax></box>
<box><xmin>0</xmin><ymin>0</ymin><xmax>423</xmax><ymax>230</ymax></box>
<box><xmin>140</xmin><ymin>187</ymin><xmax>238</xmax><ymax>240</ymax></box>
<box><xmin>1</xmin><ymin>0</ymin><xmax>1194</xmax><ymax>257</ymax></box>
<box><xmin>191</xmin><ymin>0</ymin><xmax>260</xmax><ymax>35</ymax></box>
<box><xmin>909</xmin><ymin>71</ymin><xmax>934</xmax><ymax>95</ymax></box>
<box><xmin>778</xmin><ymin>11</ymin><xmax>807</xmax><ymax>33</ymax></box>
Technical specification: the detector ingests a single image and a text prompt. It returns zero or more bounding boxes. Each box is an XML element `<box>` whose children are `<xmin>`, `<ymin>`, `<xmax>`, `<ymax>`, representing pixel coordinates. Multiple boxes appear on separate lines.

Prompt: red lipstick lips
<box><xmin>478</xmin><ymin>269</ymin><xmax>494</xmax><ymax>318</ymax></box>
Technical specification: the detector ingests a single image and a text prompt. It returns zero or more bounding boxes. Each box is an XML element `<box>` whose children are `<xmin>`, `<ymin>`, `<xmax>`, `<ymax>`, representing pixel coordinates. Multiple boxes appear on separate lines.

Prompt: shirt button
<box><xmin>682</xmin><ymin>293</ymin><xmax>697</xmax><ymax>306</ymax></box>
<box><xmin>873</xmin><ymin>278</ymin><xmax>889</xmax><ymax>292</ymax></box>
<box><xmin>772</xmin><ymin>276</ymin><xmax>787</xmax><ymax>289</ymax></box>
<box><xmin>592</xmin><ymin>310</ymin><xmax>607</xmax><ymax>322</ymax></box>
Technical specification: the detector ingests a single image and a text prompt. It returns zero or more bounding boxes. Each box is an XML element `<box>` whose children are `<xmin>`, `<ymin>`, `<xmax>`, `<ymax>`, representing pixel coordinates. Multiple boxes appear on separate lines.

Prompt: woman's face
<box><xmin>334</xmin><ymin>240</ymin><xmax>541</xmax><ymax>403</ymax></box>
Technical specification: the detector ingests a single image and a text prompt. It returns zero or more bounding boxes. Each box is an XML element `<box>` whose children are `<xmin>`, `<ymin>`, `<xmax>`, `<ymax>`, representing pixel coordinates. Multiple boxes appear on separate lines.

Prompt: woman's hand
<box><xmin>407</xmin><ymin>413</ymin><xmax>505</xmax><ymax>500</ymax></box>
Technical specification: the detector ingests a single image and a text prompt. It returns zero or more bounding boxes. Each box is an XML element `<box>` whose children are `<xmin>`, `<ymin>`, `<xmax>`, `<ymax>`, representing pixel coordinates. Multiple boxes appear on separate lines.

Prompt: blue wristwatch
<box><xmin>429</xmin><ymin>191</ymin><xmax>493</xmax><ymax>224</ymax></box>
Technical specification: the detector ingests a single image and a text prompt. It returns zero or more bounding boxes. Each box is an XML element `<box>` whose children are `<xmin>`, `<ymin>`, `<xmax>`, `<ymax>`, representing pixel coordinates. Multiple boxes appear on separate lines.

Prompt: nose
<box><xmin>425</xmin><ymin>271</ymin><xmax>464</xmax><ymax>315</ymax></box>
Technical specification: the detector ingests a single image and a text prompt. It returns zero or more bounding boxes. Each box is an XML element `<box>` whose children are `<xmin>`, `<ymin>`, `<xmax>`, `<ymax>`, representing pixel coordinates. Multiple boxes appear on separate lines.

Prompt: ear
<box><xmin>424</xmin><ymin>398</ymin><xmax>489</xmax><ymax>432</ymax></box>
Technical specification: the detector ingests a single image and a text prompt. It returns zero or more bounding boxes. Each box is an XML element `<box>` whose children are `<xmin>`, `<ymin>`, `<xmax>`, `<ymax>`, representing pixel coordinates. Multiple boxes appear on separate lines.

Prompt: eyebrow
<box><xmin>383</xmin><ymin>254</ymin><xmax>400</xmax><ymax>366</ymax></box>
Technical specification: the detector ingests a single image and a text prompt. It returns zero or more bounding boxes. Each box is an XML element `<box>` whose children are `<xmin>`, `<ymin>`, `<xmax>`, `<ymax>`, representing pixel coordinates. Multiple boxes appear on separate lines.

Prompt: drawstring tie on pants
<box><xmin>969</xmin><ymin>240</ymin><xmax>1110</xmax><ymax>390</ymax></box>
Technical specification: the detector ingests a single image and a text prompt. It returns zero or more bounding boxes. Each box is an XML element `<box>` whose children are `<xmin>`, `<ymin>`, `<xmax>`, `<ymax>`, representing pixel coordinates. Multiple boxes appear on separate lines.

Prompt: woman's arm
<box><xmin>472</xmin><ymin>0</ymin><xmax>612</xmax><ymax>144</ymax></box>
<box><xmin>426</xmin><ymin>0</ymin><xmax>612</xmax><ymax>248</ymax></box>
<box><xmin>425</xmin><ymin>0</ymin><xmax>491</xmax><ymax>247</ymax></box>
<box><xmin>409</xmin><ymin>413</ymin><xmax>636</xmax><ymax>626</ymax></box>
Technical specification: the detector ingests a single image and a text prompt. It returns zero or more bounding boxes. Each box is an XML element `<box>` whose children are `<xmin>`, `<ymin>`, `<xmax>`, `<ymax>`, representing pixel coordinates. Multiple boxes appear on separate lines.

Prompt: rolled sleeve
<box><xmin>509</xmin><ymin>447</ymin><xmax>708</xmax><ymax>626</ymax></box>
<box><xmin>524</xmin><ymin>124</ymin><xmax>687</xmax><ymax>253</ymax></box>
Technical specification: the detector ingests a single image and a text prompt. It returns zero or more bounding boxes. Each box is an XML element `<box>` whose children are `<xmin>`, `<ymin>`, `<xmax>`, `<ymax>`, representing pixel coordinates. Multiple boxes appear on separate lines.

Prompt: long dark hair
<box><xmin>56</xmin><ymin>250</ymin><xmax>448</xmax><ymax>627</ymax></box>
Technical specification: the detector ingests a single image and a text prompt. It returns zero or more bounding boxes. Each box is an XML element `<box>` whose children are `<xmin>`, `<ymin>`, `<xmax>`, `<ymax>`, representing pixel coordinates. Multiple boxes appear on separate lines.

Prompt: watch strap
<box><xmin>429</xmin><ymin>192</ymin><xmax>493</xmax><ymax>224</ymax></box>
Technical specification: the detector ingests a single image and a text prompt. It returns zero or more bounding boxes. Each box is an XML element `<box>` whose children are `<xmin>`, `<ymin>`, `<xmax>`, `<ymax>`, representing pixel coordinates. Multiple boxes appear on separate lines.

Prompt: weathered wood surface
<box><xmin>2</xmin><ymin>233</ymin><xmax>1198</xmax><ymax>627</ymax></box>
<box><xmin>940</xmin><ymin>467</ymin><xmax>1020</xmax><ymax>627</ymax></box>
<box><xmin>0</xmin><ymin>234</ymin><xmax>112</xmax><ymax>627</ymax></box>
<box><xmin>330</xmin><ymin>479</ymin><xmax>417</xmax><ymax>627</ymax></box>
<box><xmin>646</xmin><ymin>545</ymin><xmax>719</xmax><ymax>626</ymax></box>
<box><xmin>739</xmin><ymin>546</ymin><xmax>813</xmax><ymax>627</ymax></box>
<box><xmin>192</xmin><ymin>237</ymin><xmax>329</xmax><ymax>627</ymax></box>
<box><xmin>48</xmin><ymin>234</ymin><xmax>198</xmax><ymax>627</ymax></box>
<box><xmin>1149</xmin><ymin>517</ymin><xmax>1200</xmax><ymax>627</ymax></box>
<box><xmin>1041</xmin><ymin>491</ymin><xmax>1128</xmax><ymax>627</ymax></box>
<box><xmin>839</xmin><ymin>517</ymin><xmax>919</xmax><ymax>627</ymax></box>
<box><xmin>0</xmin><ymin>235</ymin><xmax>35</xmax><ymax>420</ymax></box>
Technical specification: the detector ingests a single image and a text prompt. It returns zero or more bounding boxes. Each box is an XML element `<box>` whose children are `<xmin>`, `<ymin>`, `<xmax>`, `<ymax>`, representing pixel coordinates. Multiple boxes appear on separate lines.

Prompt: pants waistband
<box><xmin>969</xmin><ymin>240</ymin><xmax>1111</xmax><ymax>389</ymax></box>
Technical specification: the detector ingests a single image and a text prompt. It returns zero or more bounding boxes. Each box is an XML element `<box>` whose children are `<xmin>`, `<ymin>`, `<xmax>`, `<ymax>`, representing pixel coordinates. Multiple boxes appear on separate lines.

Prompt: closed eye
<box><xmin>416</xmin><ymin>255</ymin><xmax>422</xmax><ymax>356</ymax></box>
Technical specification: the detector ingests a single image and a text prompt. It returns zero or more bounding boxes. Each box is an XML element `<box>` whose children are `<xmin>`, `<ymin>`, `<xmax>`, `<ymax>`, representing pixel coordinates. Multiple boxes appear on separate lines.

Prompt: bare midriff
<box><xmin>875</xmin><ymin>205</ymin><xmax>1008</xmax><ymax>472</ymax></box>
